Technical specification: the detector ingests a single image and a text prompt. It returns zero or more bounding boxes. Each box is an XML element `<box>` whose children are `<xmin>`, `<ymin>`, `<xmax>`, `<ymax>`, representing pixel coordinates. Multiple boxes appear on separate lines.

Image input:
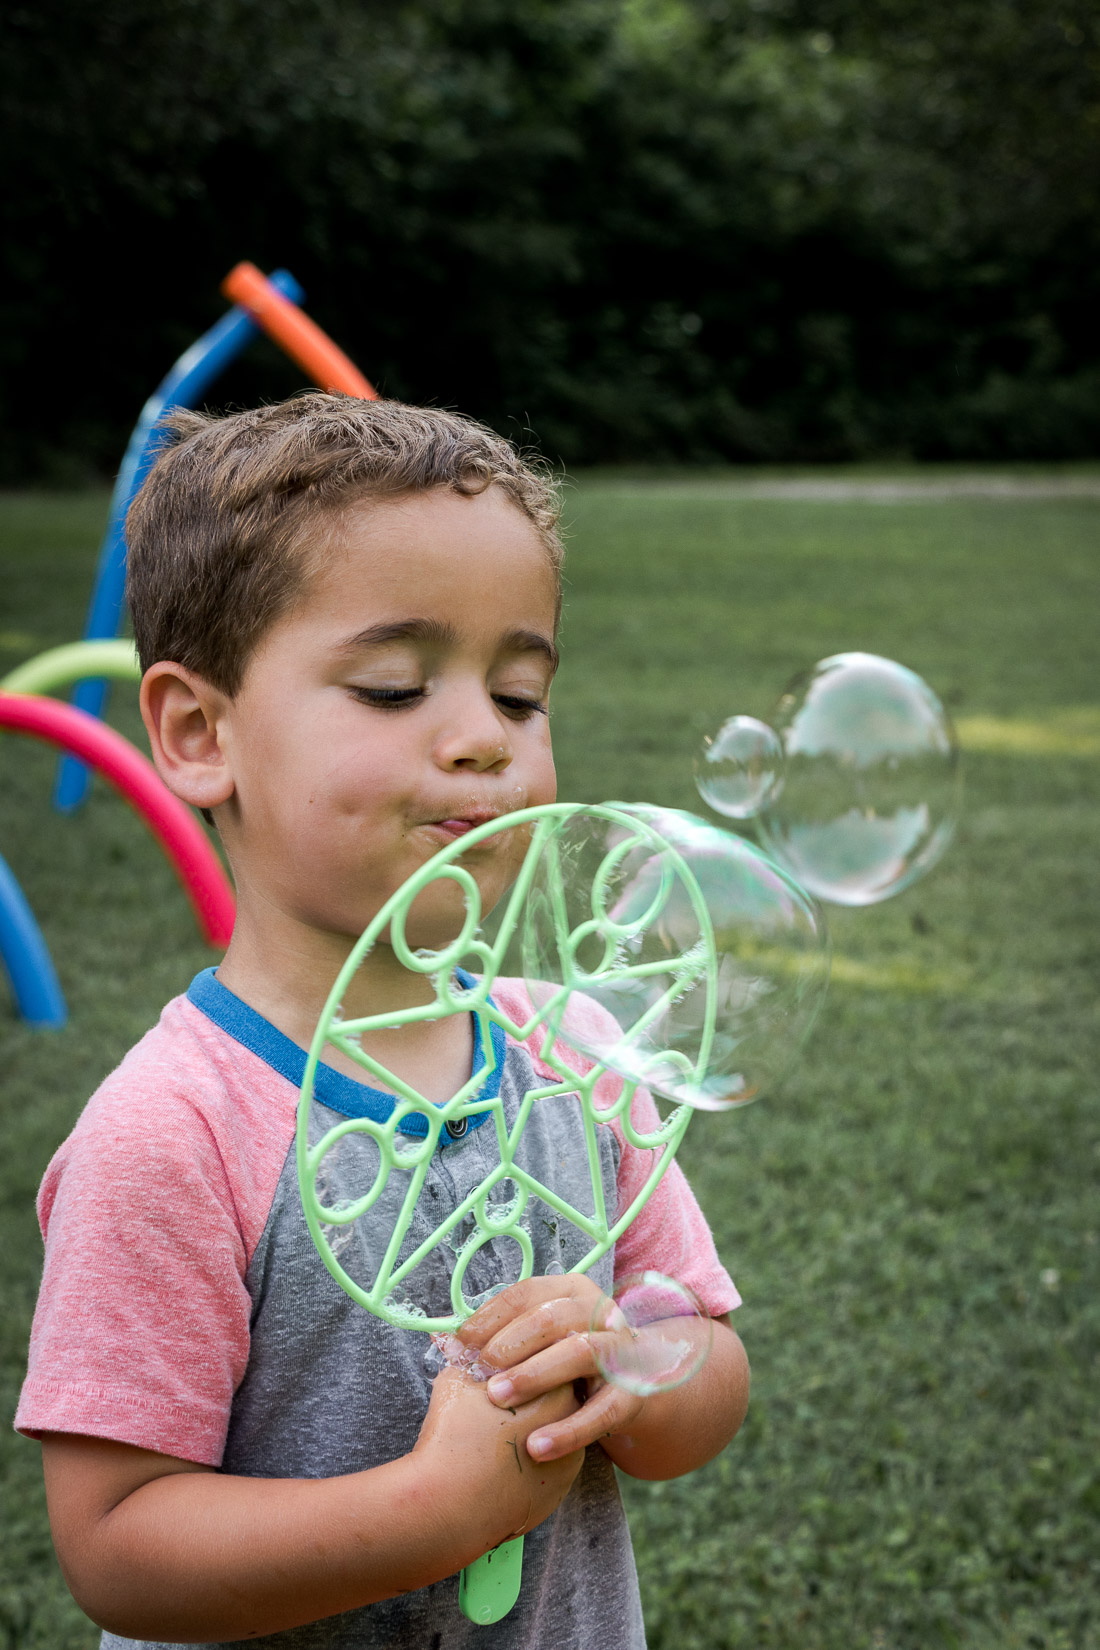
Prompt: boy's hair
<box><xmin>126</xmin><ymin>393</ymin><xmax>564</xmax><ymax>695</ymax></box>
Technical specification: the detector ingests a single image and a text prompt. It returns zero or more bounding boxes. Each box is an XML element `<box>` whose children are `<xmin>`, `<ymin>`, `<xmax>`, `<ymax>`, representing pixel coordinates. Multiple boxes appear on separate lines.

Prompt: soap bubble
<box><xmin>423</xmin><ymin>1338</ymin><xmax>447</xmax><ymax>1379</ymax></box>
<box><xmin>589</xmin><ymin>1272</ymin><xmax>713</xmax><ymax>1395</ymax></box>
<box><xmin>521</xmin><ymin>804</ymin><xmax>829</xmax><ymax>1110</ymax></box>
<box><xmin>757</xmin><ymin>653</ymin><xmax>960</xmax><ymax>906</ymax></box>
<box><xmin>425</xmin><ymin>1333</ymin><xmax>494</xmax><ymax>1382</ymax></box>
<box><xmin>694</xmin><ymin>715</ymin><xmax>784</xmax><ymax>819</ymax></box>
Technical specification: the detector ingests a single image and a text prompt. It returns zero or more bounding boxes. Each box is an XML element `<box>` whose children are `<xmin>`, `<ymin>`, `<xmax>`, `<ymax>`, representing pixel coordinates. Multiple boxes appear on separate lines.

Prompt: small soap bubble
<box><xmin>320</xmin><ymin>1217</ymin><xmax>355</xmax><ymax>1260</ymax></box>
<box><xmin>313</xmin><ymin>1165</ymin><xmax>357</xmax><ymax>1259</ymax></box>
<box><xmin>379</xmin><ymin>1283</ymin><xmax>427</xmax><ymax>1323</ymax></box>
<box><xmin>695</xmin><ymin>715</ymin><xmax>784</xmax><ymax>819</ymax></box>
<box><xmin>522</xmin><ymin>804</ymin><xmax>828</xmax><ymax>1109</ymax></box>
<box><xmin>427</xmin><ymin>1332</ymin><xmax>494</xmax><ymax>1381</ymax></box>
<box><xmin>448</xmin><ymin>1214</ymin><xmax>479</xmax><ymax>1255</ymax></box>
<box><xmin>758</xmin><ymin>653</ymin><xmax>961</xmax><ymax>906</ymax></box>
<box><xmin>482</xmin><ymin>1177</ymin><xmax>523</xmax><ymax>1229</ymax></box>
<box><xmin>589</xmin><ymin>1272</ymin><xmax>712</xmax><ymax>1396</ymax></box>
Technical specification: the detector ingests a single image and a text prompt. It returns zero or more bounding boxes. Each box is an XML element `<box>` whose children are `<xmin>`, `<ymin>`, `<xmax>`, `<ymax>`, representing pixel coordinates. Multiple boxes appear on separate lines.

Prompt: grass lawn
<box><xmin>1</xmin><ymin>479</ymin><xmax>1098</xmax><ymax>1649</ymax></box>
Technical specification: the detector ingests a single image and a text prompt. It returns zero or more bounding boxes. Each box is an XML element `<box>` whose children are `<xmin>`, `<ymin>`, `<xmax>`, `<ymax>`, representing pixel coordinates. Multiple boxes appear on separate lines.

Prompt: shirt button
<box><xmin>444</xmin><ymin>1116</ymin><xmax>469</xmax><ymax>1140</ymax></box>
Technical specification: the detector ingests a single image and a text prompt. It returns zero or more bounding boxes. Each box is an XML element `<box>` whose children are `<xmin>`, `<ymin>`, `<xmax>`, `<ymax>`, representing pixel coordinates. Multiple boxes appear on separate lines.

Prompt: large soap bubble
<box><xmin>756</xmin><ymin>653</ymin><xmax>960</xmax><ymax>907</ymax></box>
<box><xmin>520</xmin><ymin>804</ymin><xmax>829</xmax><ymax>1110</ymax></box>
<box><xmin>694</xmin><ymin>715</ymin><xmax>784</xmax><ymax>819</ymax></box>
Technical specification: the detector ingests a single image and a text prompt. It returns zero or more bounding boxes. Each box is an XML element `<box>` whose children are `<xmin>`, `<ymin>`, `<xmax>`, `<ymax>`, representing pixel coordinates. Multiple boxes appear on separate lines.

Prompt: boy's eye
<box><xmin>349</xmin><ymin>685</ymin><xmax>547</xmax><ymax>720</ymax></box>
<box><xmin>494</xmin><ymin>694</ymin><xmax>548</xmax><ymax>721</ymax></box>
<box><xmin>349</xmin><ymin>685</ymin><xmax>424</xmax><ymax>708</ymax></box>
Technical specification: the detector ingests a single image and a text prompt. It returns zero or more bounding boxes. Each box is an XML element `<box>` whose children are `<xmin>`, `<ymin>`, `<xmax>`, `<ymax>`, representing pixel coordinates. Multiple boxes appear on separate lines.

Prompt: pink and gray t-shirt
<box><xmin>17</xmin><ymin>969</ymin><xmax>739</xmax><ymax>1650</ymax></box>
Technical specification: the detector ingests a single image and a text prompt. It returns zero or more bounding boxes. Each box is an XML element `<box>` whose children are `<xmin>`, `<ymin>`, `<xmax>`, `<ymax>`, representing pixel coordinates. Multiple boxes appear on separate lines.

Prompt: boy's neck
<box><xmin>215</xmin><ymin>900</ymin><xmax>474</xmax><ymax>1103</ymax></box>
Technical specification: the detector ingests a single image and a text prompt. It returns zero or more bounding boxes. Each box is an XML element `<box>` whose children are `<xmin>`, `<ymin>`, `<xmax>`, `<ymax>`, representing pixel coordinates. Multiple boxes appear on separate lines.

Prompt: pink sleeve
<box><xmin>15</xmin><ymin>1071</ymin><xmax>255</xmax><ymax>1466</ymax></box>
<box><xmin>493</xmin><ymin>981</ymin><xmax>740</xmax><ymax>1319</ymax></box>
<box><xmin>607</xmin><ymin>1079</ymin><xmax>740</xmax><ymax>1316</ymax></box>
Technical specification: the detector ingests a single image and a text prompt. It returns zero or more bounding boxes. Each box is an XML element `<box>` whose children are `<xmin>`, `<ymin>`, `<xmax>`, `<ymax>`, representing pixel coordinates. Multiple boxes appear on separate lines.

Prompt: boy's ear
<box><xmin>140</xmin><ymin>663</ymin><xmax>235</xmax><ymax>812</ymax></box>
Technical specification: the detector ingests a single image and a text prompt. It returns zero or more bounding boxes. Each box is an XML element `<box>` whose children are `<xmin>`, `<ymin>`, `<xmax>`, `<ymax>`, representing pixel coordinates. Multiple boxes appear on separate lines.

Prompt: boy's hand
<box><xmin>455</xmin><ymin>1275</ymin><xmax>688</xmax><ymax>1463</ymax></box>
<box><xmin>414</xmin><ymin>1362</ymin><xmax>584</xmax><ymax>1555</ymax></box>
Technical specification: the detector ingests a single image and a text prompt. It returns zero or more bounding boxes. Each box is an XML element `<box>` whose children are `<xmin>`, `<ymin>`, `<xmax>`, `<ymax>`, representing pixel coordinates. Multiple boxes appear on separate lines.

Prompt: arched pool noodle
<box><xmin>2</xmin><ymin>639</ymin><xmax>140</xmax><ymax>697</ymax></box>
<box><xmin>55</xmin><ymin>268</ymin><xmax>305</xmax><ymax>814</ymax></box>
<box><xmin>0</xmin><ymin>850</ymin><xmax>67</xmax><ymax>1027</ymax></box>
<box><xmin>221</xmin><ymin>262</ymin><xmax>377</xmax><ymax>399</ymax></box>
<box><xmin>2</xmin><ymin>693</ymin><xmax>235</xmax><ymax>949</ymax></box>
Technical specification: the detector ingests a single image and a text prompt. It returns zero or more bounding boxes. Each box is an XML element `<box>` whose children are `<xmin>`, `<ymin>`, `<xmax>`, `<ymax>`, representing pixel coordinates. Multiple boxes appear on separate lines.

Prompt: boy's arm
<box><xmin>457</xmin><ymin>1276</ymin><xmax>749</xmax><ymax>1482</ymax></box>
<box><xmin>41</xmin><ymin>1369</ymin><xmax>582</xmax><ymax>1643</ymax></box>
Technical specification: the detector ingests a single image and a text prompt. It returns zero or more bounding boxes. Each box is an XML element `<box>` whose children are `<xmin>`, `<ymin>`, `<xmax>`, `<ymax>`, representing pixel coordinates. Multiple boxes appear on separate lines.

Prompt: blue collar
<box><xmin>186</xmin><ymin>967</ymin><xmax>502</xmax><ymax>1146</ymax></box>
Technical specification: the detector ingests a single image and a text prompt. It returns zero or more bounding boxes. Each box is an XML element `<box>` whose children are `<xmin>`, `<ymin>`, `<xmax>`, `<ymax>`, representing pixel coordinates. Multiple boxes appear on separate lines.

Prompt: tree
<box><xmin>3</xmin><ymin>0</ymin><xmax>1099</xmax><ymax>474</ymax></box>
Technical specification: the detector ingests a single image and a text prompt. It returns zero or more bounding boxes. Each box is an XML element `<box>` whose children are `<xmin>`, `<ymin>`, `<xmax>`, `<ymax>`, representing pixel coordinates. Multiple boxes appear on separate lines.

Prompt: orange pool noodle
<box><xmin>222</xmin><ymin>262</ymin><xmax>377</xmax><ymax>399</ymax></box>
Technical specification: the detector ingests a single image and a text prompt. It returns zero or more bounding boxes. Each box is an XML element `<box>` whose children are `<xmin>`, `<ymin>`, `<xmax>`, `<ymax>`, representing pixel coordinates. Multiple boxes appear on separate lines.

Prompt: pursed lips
<box><xmin>419</xmin><ymin>810</ymin><xmax>514</xmax><ymax>841</ymax></box>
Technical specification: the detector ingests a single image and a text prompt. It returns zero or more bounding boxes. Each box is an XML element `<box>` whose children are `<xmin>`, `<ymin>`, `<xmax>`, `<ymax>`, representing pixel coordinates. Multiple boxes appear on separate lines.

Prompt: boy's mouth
<box><xmin>423</xmin><ymin>810</ymin><xmax>509</xmax><ymax>841</ymax></box>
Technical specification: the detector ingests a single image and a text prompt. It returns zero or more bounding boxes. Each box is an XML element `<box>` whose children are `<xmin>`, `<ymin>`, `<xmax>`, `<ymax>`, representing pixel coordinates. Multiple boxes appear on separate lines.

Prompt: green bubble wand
<box><xmin>296</xmin><ymin>802</ymin><xmax>822</xmax><ymax>1624</ymax></box>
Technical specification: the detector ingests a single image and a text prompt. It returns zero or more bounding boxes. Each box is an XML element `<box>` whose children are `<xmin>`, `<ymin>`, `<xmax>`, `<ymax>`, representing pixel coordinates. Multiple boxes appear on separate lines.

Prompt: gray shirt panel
<box><xmin>102</xmin><ymin>1044</ymin><xmax>646</xmax><ymax>1650</ymax></box>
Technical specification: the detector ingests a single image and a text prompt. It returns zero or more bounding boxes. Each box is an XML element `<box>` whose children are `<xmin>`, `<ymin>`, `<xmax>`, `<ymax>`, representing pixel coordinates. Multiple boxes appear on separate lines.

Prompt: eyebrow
<box><xmin>338</xmin><ymin>617</ymin><xmax>559</xmax><ymax>674</ymax></box>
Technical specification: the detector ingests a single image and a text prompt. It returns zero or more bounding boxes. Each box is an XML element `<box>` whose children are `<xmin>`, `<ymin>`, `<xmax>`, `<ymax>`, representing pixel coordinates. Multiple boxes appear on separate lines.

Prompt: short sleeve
<box><xmin>15</xmin><ymin>1079</ymin><xmax>254</xmax><ymax>1466</ymax></box>
<box><xmin>608</xmin><ymin>1080</ymin><xmax>741</xmax><ymax>1317</ymax></box>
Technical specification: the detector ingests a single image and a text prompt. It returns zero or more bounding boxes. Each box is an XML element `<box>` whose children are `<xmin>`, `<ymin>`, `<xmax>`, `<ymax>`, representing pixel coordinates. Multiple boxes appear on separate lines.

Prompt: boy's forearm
<box><xmin>44</xmin><ymin>1373</ymin><xmax>583</xmax><ymax>1642</ymax></box>
<box><xmin>601</xmin><ymin>1321</ymin><xmax>750</xmax><ymax>1481</ymax></box>
<box><xmin>52</xmin><ymin>1451</ymin><xmax>468</xmax><ymax>1642</ymax></box>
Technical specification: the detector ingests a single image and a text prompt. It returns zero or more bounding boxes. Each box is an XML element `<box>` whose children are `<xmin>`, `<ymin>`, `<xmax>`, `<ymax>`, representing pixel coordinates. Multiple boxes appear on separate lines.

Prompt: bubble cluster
<box><xmin>589</xmin><ymin>1272</ymin><xmax>712</xmax><ymax>1396</ymax></box>
<box><xmin>695</xmin><ymin>653</ymin><xmax>960</xmax><ymax>906</ymax></box>
<box><xmin>521</xmin><ymin>804</ymin><xmax>829</xmax><ymax>1110</ymax></box>
<box><xmin>424</xmin><ymin>1333</ymin><xmax>495</xmax><ymax>1382</ymax></box>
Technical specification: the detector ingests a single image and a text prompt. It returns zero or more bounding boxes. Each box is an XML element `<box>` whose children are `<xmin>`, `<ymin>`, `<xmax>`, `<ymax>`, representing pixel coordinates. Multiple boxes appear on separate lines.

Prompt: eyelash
<box><xmin>350</xmin><ymin>686</ymin><xmax>548</xmax><ymax>721</ymax></box>
<box><xmin>351</xmin><ymin>687</ymin><xmax>421</xmax><ymax>707</ymax></box>
<box><xmin>497</xmin><ymin>695</ymin><xmax>549</xmax><ymax>722</ymax></box>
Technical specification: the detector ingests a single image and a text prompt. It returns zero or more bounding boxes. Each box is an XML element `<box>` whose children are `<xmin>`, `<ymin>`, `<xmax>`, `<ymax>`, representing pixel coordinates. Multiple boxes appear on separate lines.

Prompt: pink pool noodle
<box><xmin>0</xmin><ymin>693</ymin><xmax>235</xmax><ymax>948</ymax></box>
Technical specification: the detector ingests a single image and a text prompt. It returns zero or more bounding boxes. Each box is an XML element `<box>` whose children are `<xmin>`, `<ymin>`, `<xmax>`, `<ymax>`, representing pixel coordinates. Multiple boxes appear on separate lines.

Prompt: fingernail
<box><xmin>528</xmin><ymin>1433</ymin><xmax>552</xmax><ymax>1459</ymax></box>
<box><xmin>487</xmin><ymin>1375</ymin><xmax>514</xmax><ymax>1404</ymax></box>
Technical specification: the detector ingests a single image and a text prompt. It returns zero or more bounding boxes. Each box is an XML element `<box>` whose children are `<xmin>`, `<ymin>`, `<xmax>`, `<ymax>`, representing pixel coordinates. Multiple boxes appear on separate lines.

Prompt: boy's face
<box><xmin>216</xmin><ymin>486</ymin><xmax>559</xmax><ymax>950</ymax></box>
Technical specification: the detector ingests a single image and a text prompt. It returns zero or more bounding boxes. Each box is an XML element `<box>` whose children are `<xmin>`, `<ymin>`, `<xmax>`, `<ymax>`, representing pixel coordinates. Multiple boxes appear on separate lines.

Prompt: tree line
<box><xmin>3</xmin><ymin>0</ymin><xmax>1099</xmax><ymax>478</ymax></box>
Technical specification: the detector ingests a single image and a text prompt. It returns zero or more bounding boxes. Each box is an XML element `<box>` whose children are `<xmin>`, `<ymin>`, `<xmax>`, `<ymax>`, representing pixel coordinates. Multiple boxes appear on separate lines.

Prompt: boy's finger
<box><xmin>477</xmin><ymin>1296</ymin><xmax>594</xmax><ymax>1370</ymax></box>
<box><xmin>457</xmin><ymin>1275</ymin><xmax>596</xmax><ymax>1350</ymax></box>
<box><xmin>485</xmin><ymin>1331</ymin><xmax>598</xmax><ymax>1407</ymax></box>
<box><xmin>523</xmin><ymin>1381</ymin><xmax>641</xmax><ymax>1463</ymax></box>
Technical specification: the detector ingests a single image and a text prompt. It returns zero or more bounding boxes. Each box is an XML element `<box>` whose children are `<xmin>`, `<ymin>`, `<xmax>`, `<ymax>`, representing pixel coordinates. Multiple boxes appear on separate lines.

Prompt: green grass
<box><xmin>2</xmin><ymin>481</ymin><xmax>1098</xmax><ymax>1649</ymax></box>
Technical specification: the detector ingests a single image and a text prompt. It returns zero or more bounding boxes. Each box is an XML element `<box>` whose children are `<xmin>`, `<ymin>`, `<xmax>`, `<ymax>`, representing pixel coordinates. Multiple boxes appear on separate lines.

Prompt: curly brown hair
<box><xmin>126</xmin><ymin>393</ymin><xmax>563</xmax><ymax>695</ymax></box>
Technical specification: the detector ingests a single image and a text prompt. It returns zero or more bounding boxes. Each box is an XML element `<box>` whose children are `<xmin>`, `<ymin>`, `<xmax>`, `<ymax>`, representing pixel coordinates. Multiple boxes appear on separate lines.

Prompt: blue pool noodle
<box><xmin>54</xmin><ymin>268</ymin><xmax>305</xmax><ymax>813</ymax></box>
<box><xmin>0</xmin><ymin>851</ymin><xmax>67</xmax><ymax>1027</ymax></box>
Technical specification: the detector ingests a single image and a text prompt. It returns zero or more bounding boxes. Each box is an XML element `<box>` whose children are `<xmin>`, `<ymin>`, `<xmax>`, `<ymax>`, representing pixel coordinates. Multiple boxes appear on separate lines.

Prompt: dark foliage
<box><xmin>3</xmin><ymin>0</ymin><xmax>1100</xmax><ymax>475</ymax></box>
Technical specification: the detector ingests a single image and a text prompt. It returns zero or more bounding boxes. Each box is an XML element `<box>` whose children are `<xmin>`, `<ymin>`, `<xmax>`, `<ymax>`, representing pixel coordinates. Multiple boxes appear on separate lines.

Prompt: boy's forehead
<box><xmin>329</xmin><ymin>483</ymin><xmax>545</xmax><ymax>554</ymax></box>
<box><xmin>300</xmin><ymin>486</ymin><xmax>558</xmax><ymax>620</ymax></box>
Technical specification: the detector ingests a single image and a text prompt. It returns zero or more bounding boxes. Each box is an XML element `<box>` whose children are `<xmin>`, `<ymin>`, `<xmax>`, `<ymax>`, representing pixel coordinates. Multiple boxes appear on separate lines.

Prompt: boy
<box><xmin>17</xmin><ymin>394</ymin><xmax>749</xmax><ymax>1648</ymax></box>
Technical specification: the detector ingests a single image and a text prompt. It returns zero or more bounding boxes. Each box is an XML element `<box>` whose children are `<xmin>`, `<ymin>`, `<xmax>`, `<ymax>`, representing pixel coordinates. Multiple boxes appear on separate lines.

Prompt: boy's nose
<box><xmin>434</xmin><ymin>699</ymin><xmax>513</xmax><ymax>773</ymax></box>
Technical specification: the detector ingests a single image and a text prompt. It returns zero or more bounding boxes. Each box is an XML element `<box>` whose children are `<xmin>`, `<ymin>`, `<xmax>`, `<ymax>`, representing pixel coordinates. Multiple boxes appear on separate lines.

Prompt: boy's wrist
<box><xmin>401</xmin><ymin>1452</ymin><xmax>518</xmax><ymax>1576</ymax></box>
<box><xmin>406</xmin><ymin>1378</ymin><xmax>518</xmax><ymax>1566</ymax></box>
<box><xmin>384</xmin><ymin>1450</ymin><xmax>484</xmax><ymax>1582</ymax></box>
<box><xmin>413</xmin><ymin>1365</ymin><xmax>586</xmax><ymax>1561</ymax></box>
